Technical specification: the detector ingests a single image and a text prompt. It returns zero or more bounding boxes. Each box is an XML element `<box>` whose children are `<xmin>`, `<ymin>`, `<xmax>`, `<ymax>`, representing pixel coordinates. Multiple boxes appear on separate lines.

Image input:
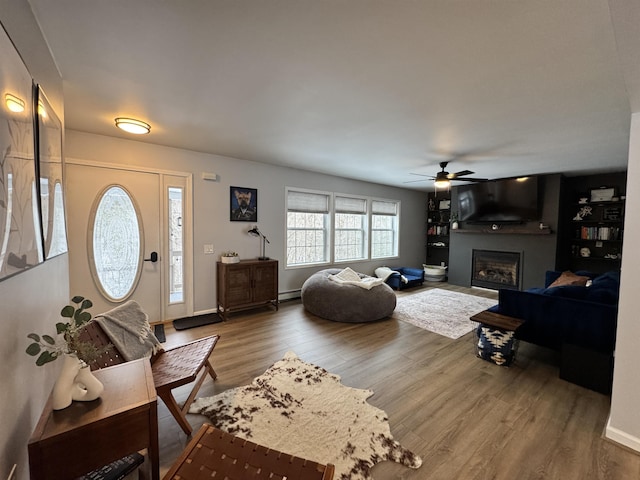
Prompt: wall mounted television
<box><xmin>457</xmin><ymin>176</ymin><xmax>540</xmax><ymax>224</ymax></box>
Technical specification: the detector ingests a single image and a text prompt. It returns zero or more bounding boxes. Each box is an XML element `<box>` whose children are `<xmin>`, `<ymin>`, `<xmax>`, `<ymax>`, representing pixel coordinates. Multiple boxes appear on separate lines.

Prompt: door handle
<box><xmin>144</xmin><ymin>251</ymin><xmax>158</xmax><ymax>262</ymax></box>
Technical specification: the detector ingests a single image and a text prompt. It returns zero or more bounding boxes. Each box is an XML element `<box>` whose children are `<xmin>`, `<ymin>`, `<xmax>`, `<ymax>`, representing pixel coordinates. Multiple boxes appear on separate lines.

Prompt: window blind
<box><xmin>287</xmin><ymin>190</ymin><xmax>329</xmax><ymax>213</ymax></box>
<box><xmin>335</xmin><ymin>196</ymin><xmax>367</xmax><ymax>214</ymax></box>
<box><xmin>371</xmin><ymin>200</ymin><xmax>398</xmax><ymax>216</ymax></box>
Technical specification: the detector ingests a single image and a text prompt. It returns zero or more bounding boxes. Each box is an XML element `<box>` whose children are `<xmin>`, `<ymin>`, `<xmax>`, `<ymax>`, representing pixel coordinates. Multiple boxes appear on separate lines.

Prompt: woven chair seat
<box><xmin>164</xmin><ymin>424</ymin><xmax>334</xmax><ymax>480</ymax></box>
<box><xmin>152</xmin><ymin>336</ymin><xmax>219</xmax><ymax>390</ymax></box>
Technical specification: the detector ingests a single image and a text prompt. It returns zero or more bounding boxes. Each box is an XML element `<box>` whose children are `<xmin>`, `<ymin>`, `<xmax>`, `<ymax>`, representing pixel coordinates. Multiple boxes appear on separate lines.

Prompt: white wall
<box><xmin>0</xmin><ymin>2</ymin><xmax>70</xmax><ymax>479</ymax></box>
<box><xmin>607</xmin><ymin>113</ymin><xmax>640</xmax><ymax>450</ymax></box>
<box><xmin>605</xmin><ymin>0</ymin><xmax>640</xmax><ymax>453</ymax></box>
<box><xmin>65</xmin><ymin>130</ymin><xmax>427</xmax><ymax>314</ymax></box>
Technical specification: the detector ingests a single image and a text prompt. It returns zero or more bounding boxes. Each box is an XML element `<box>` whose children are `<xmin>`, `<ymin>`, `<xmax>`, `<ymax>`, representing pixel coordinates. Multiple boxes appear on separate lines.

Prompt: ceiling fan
<box><xmin>405</xmin><ymin>161</ymin><xmax>488</xmax><ymax>188</ymax></box>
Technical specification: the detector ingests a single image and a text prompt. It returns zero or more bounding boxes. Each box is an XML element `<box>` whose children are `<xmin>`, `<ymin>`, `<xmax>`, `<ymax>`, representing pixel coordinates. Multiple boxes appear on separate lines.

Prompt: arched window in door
<box><xmin>88</xmin><ymin>185</ymin><xmax>143</xmax><ymax>301</ymax></box>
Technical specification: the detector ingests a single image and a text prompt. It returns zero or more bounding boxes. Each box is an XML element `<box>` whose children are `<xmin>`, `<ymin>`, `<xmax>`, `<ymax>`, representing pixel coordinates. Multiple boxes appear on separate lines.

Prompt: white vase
<box><xmin>51</xmin><ymin>354</ymin><xmax>104</xmax><ymax>410</ymax></box>
<box><xmin>72</xmin><ymin>364</ymin><xmax>104</xmax><ymax>402</ymax></box>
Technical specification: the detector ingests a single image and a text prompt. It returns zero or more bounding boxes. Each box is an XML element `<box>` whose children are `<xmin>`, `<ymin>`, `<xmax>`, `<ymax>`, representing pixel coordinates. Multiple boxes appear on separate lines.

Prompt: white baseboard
<box><xmin>279</xmin><ymin>290</ymin><xmax>301</xmax><ymax>301</ymax></box>
<box><xmin>605</xmin><ymin>419</ymin><xmax>640</xmax><ymax>452</ymax></box>
<box><xmin>193</xmin><ymin>293</ymin><xmax>300</xmax><ymax>317</ymax></box>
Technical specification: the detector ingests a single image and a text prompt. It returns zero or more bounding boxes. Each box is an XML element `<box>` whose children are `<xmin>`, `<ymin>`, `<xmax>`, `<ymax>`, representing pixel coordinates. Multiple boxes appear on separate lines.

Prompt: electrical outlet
<box><xmin>204</xmin><ymin>244</ymin><xmax>214</xmax><ymax>254</ymax></box>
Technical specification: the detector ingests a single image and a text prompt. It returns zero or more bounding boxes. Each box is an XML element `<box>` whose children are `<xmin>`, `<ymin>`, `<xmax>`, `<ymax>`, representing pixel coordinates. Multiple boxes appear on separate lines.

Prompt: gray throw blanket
<box><xmin>94</xmin><ymin>300</ymin><xmax>162</xmax><ymax>361</ymax></box>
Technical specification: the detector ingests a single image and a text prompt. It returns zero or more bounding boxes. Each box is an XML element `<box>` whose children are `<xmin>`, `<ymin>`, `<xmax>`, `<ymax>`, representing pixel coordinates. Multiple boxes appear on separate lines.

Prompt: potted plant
<box><xmin>26</xmin><ymin>296</ymin><xmax>109</xmax><ymax>366</ymax></box>
<box><xmin>221</xmin><ymin>251</ymin><xmax>240</xmax><ymax>264</ymax></box>
<box><xmin>26</xmin><ymin>296</ymin><xmax>110</xmax><ymax>409</ymax></box>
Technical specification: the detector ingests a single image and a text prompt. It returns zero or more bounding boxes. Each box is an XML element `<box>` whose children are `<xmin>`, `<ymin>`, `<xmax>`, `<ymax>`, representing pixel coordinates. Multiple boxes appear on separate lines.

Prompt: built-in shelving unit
<box><xmin>426</xmin><ymin>192</ymin><xmax>450</xmax><ymax>268</ymax></box>
<box><xmin>569</xmin><ymin>200</ymin><xmax>624</xmax><ymax>268</ymax></box>
<box><xmin>558</xmin><ymin>173</ymin><xmax>627</xmax><ymax>273</ymax></box>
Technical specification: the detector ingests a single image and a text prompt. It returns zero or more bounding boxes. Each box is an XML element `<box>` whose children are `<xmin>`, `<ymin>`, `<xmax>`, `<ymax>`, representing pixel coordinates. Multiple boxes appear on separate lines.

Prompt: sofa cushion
<box><xmin>587</xmin><ymin>271</ymin><xmax>620</xmax><ymax>305</ymax></box>
<box><xmin>544</xmin><ymin>285</ymin><xmax>589</xmax><ymax>300</ymax></box>
<box><xmin>549</xmin><ymin>270</ymin><xmax>591</xmax><ymax>288</ymax></box>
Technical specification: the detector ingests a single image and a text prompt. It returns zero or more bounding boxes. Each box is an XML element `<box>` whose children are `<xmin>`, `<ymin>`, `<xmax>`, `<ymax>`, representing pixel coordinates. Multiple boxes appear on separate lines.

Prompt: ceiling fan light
<box><xmin>5</xmin><ymin>93</ymin><xmax>25</xmax><ymax>113</ymax></box>
<box><xmin>115</xmin><ymin>117</ymin><xmax>151</xmax><ymax>134</ymax></box>
<box><xmin>434</xmin><ymin>179</ymin><xmax>450</xmax><ymax>189</ymax></box>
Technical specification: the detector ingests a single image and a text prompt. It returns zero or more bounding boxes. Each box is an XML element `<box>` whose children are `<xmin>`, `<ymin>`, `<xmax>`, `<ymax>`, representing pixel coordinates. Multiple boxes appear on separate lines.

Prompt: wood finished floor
<box><xmin>156</xmin><ymin>283</ymin><xmax>640</xmax><ymax>479</ymax></box>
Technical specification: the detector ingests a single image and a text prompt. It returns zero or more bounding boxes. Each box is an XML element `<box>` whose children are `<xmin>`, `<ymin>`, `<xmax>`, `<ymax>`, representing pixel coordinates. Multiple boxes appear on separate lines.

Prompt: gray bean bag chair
<box><xmin>301</xmin><ymin>268</ymin><xmax>396</xmax><ymax>323</ymax></box>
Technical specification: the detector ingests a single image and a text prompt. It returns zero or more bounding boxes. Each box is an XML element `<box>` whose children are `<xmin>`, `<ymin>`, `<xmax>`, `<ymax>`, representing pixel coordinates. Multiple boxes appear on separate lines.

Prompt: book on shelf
<box><xmin>578</xmin><ymin>226</ymin><xmax>621</xmax><ymax>241</ymax></box>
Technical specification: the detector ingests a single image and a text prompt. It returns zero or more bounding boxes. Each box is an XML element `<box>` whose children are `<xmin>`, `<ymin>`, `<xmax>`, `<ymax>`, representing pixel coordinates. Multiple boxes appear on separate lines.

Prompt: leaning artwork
<box><xmin>0</xmin><ymin>25</ymin><xmax>44</xmax><ymax>281</ymax></box>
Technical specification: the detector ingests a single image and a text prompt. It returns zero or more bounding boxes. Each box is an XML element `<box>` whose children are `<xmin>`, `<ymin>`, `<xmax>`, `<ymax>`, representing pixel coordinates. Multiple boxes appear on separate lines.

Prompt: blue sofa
<box><xmin>489</xmin><ymin>270</ymin><xmax>619</xmax><ymax>354</ymax></box>
<box><xmin>384</xmin><ymin>267</ymin><xmax>425</xmax><ymax>290</ymax></box>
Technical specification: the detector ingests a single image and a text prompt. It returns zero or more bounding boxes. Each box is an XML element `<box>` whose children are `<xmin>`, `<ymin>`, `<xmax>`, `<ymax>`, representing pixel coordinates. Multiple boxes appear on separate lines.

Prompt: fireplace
<box><xmin>471</xmin><ymin>249</ymin><xmax>521</xmax><ymax>290</ymax></box>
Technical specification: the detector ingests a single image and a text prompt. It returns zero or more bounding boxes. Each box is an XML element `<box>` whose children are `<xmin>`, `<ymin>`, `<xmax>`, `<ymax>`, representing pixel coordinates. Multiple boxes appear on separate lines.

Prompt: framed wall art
<box><xmin>590</xmin><ymin>187</ymin><xmax>615</xmax><ymax>203</ymax></box>
<box><xmin>36</xmin><ymin>85</ymin><xmax>68</xmax><ymax>259</ymax></box>
<box><xmin>439</xmin><ymin>199</ymin><xmax>451</xmax><ymax>210</ymax></box>
<box><xmin>230</xmin><ymin>186</ymin><xmax>257</xmax><ymax>222</ymax></box>
<box><xmin>0</xmin><ymin>24</ymin><xmax>44</xmax><ymax>281</ymax></box>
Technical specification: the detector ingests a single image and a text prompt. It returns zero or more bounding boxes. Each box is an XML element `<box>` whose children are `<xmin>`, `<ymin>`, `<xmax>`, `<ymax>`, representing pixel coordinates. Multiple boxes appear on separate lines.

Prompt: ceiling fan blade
<box><xmin>403</xmin><ymin>178</ymin><xmax>433</xmax><ymax>184</ymax></box>
<box><xmin>408</xmin><ymin>173</ymin><xmax>435</xmax><ymax>178</ymax></box>
<box><xmin>451</xmin><ymin>177</ymin><xmax>487</xmax><ymax>182</ymax></box>
<box><xmin>447</xmin><ymin>169</ymin><xmax>475</xmax><ymax>178</ymax></box>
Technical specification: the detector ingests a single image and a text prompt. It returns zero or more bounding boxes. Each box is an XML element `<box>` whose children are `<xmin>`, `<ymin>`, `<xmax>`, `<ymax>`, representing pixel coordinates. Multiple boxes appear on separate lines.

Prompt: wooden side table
<box><xmin>470</xmin><ymin>309</ymin><xmax>524</xmax><ymax>331</ymax></box>
<box><xmin>28</xmin><ymin>358</ymin><xmax>159</xmax><ymax>480</ymax></box>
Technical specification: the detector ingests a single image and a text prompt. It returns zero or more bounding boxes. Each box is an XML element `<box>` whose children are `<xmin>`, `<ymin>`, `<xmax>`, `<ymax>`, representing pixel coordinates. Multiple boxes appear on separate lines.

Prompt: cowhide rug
<box><xmin>189</xmin><ymin>351</ymin><xmax>422</xmax><ymax>480</ymax></box>
<box><xmin>394</xmin><ymin>288</ymin><xmax>497</xmax><ymax>339</ymax></box>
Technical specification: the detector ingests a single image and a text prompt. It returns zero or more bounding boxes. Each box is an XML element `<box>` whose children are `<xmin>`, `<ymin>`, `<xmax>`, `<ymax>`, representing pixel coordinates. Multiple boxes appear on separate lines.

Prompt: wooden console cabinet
<box><xmin>28</xmin><ymin>359</ymin><xmax>158</xmax><ymax>480</ymax></box>
<box><xmin>217</xmin><ymin>259</ymin><xmax>278</xmax><ymax>320</ymax></box>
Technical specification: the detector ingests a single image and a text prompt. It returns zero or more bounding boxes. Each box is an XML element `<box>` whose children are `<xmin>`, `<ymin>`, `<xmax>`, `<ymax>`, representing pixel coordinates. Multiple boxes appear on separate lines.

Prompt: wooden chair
<box><xmin>78</xmin><ymin>321</ymin><xmax>220</xmax><ymax>435</ymax></box>
<box><xmin>164</xmin><ymin>424</ymin><xmax>335</xmax><ymax>480</ymax></box>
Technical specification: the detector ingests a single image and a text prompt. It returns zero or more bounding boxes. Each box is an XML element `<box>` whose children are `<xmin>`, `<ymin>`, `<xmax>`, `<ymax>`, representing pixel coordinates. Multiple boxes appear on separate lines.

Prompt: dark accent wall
<box><xmin>447</xmin><ymin>174</ymin><xmax>561</xmax><ymax>290</ymax></box>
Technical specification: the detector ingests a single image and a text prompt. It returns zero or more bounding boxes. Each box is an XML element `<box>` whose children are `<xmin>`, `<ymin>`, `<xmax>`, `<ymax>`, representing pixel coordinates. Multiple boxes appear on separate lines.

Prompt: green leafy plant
<box><xmin>26</xmin><ymin>296</ymin><xmax>110</xmax><ymax>366</ymax></box>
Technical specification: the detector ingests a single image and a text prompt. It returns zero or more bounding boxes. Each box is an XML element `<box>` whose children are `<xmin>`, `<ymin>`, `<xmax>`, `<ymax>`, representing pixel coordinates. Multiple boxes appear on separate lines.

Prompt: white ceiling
<box><xmin>27</xmin><ymin>0</ymin><xmax>632</xmax><ymax>189</ymax></box>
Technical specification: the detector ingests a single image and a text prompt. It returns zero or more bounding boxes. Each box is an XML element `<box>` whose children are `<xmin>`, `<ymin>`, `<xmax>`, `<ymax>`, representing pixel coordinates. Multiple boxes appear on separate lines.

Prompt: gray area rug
<box><xmin>394</xmin><ymin>288</ymin><xmax>497</xmax><ymax>339</ymax></box>
<box><xmin>190</xmin><ymin>351</ymin><xmax>422</xmax><ymax>480</ymax></box>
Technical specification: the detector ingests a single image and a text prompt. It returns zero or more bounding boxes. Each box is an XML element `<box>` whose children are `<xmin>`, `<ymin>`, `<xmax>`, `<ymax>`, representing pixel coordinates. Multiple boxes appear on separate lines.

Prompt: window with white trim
<box><xmin>286</xmin><ymin>189</ymin><xmax>330</xmax><ymax>266</ymax></box>
<box><xmin>334</xmin><ymin>195</ymin><xmax>367</xmax><ymax>262</ymax></box>
<box><xmin>371</xmin><ymin>199</ymin><xmax>399</xmax><ymax>258</ymax></box>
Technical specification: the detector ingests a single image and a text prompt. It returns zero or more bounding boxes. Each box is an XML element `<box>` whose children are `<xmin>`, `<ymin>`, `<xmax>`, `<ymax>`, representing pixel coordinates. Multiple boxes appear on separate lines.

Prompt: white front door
<box><xmin>65</xmin><ymin>162</ymin><xmax>192</xmax><ymax>322</ymax></box>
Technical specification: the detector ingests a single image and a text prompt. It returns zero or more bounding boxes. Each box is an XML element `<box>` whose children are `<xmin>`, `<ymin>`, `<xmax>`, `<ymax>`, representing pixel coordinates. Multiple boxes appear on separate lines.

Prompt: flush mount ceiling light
<box><xmin>115</xmin><ymin>117</ymin><xmax>151</xmax><ymax>135</ymax></box>
<box><xmin>5</xmin><ymin>93</ymin><xmax>25</xmax><ymax>113</ymax></box>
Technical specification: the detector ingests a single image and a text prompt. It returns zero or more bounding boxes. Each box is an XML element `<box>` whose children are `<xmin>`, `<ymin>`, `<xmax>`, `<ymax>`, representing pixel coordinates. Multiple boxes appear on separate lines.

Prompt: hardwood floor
<box><xmin>156</xmin><ymin>283</ymin><xmax>640</xmax><ymax>479</ymax></box>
